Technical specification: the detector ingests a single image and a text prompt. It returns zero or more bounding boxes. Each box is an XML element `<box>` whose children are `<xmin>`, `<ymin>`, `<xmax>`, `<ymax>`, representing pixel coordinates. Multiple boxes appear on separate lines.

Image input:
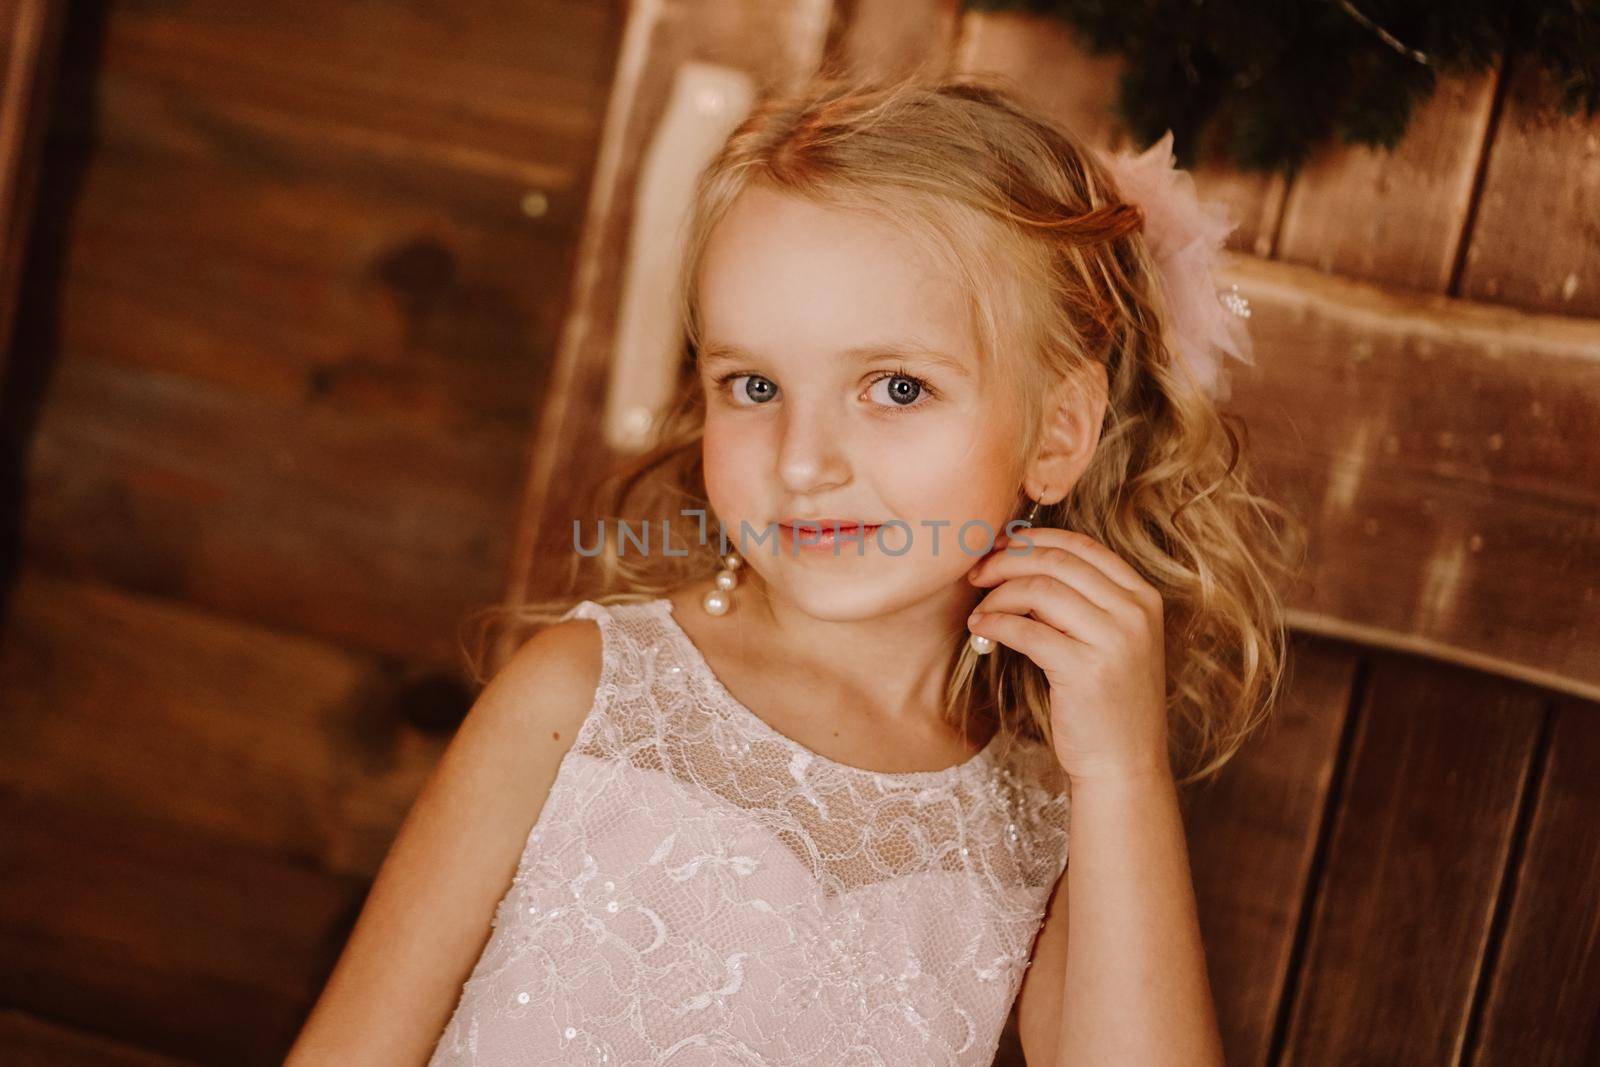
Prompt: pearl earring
<box><xmin>969</xmin><ymin>499</ymin><xmax>1043</xmax><ymax>655</ymax></box>
<box><xmin>702</xmin><ymin>549</ymin><xmax>743</xmax><ymax>616</ymax></box>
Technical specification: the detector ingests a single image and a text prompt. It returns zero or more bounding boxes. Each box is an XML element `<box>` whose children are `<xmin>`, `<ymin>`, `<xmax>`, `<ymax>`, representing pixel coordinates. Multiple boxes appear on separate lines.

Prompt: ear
<box><xmin>1024</xmin><ymin>360</ymin><xmax>1108</xmax><ymax>501</ymax></box>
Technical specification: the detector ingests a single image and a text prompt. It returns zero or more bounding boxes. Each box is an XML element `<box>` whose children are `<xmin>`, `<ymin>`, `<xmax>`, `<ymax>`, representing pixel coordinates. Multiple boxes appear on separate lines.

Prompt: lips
<box><xmin>777</xmin><ymin>520</ymin><xmax>882</xmax><ymax>548</ymax></box>
<box><xmin>779</xmin><ymin>520</ymin><xmax>880</xmax><ymax>531</ymax></box>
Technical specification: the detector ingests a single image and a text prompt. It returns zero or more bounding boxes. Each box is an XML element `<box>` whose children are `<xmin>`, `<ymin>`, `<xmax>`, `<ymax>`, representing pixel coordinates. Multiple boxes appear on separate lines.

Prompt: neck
<box><xmin>723</xmin><ymin>571</ymin><xmax>984</xmax><ymax>737</ymax></box>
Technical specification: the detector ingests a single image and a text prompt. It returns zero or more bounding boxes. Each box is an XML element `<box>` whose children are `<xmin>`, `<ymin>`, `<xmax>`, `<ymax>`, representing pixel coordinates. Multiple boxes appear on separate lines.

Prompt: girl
<box><xmin>288</xmin><ymin>74</ymin><xmax>1299</xmax><ymax>1066</ymax></box>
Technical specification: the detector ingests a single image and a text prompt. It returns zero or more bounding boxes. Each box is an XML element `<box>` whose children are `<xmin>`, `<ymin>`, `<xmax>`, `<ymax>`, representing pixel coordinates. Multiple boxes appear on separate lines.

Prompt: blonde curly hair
<box><xmin>463</xmin><ymin>72</ymin><xmax>1307</xmax><ymax>788</ymax></box>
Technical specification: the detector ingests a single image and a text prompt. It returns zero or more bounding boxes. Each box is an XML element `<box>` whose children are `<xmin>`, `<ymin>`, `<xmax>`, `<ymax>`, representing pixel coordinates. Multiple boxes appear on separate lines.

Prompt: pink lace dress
<box><xmin>427</xmin><ymin>597</ymin><xmax>1071</xmax><ymax>1066</ymax></box>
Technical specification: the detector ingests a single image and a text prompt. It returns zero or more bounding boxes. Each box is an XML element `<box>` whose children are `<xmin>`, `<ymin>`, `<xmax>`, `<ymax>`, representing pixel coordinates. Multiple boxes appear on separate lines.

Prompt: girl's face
<box><xmin>694</xmin><ymin>183</ymin><xmax>1028</xmax><ymax>619</ymax></box>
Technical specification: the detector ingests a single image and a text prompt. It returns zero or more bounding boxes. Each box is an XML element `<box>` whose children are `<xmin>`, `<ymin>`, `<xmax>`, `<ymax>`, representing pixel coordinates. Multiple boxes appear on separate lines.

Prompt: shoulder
<box><xmin>499</xmin><ymin>608</ymin><xmax>606</xmax><ymax>692</ymax></box>
<box><xmin>472</xmin><ymin>608</ymin><xmax>606</xmax><ymax>743</ymax></box>
<box><xmin>423</xmin><ymin>603</ymin><xmax>616</xmax><ymax>804</ymax></box>
<box><xmin>428</xmin><ymin>605</ymin><xmax>620</xmax><ymax>839</ymax></box>
<box><xmin>420</xmin><ymin>609</ymin><xmax>607</xmax><ymax>852</ymax></box>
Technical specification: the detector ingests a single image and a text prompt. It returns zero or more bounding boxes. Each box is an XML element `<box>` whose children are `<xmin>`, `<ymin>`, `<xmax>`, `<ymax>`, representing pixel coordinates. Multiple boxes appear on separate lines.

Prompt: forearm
<box><xmin>1055</xmin><ymin>768</ymin><xmax>1223</xmax><ymax>1067</ymax></box>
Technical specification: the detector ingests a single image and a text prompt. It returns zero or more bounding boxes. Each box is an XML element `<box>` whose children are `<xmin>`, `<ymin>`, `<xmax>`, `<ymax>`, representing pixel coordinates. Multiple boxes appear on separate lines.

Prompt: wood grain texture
<box><xmin>97</xmin><ymin>0</ymin><xmax>617</xmax><ymax>174</ymax></box>
<box><xmin>1</xmin><ymin>1</ymin><xmax>625</xmax><ymax>1060</ymax></box>
<box><xmin>1180</xmin><ymin>635</ymin><xmax>1360</xmax><ymax>1067</ymax></box>
<box><xmin>1276</xmin><ymin>65</ymin><xmax>1501</xmax><ymax>294</ymax></box>
<box><xmin>56</xmin><ymin>70</ymin><xmax>577</xmax><ymax>426</ymax></box>
<box><xmin>0</xmin><ymin>1008</ymin><xmax>201</xmax><ymax>1066</ymax></box>
<box><xmin>22</xmin><ymin>356</ymin><xmax>521</xmax><ymax>663</ymax></box>
<box><xmin>1279</xmin><ymin>652</ymin><xmax>1544</xmax><ymax>1064</ymax></box>
<box><xmin>11</xmin><ymin>0</ymin><xmax>620</xmax><ymax>664</ymax></box>
<box><xmin>0</xmin><ymin>787</ymin><xmax>366</xmax><ymax>1066</ymax></box>
<box><xmin>1220</xmin><ymin>253</ymin><xmax>1600</xmax><ymax>699</ymax></box>
<box><xmin>1468</xmin><ymin>696</ymin><xmax>1600</xmax><ymax>1064</ymax></box>
<box><xmin>1459</xmin><ymin>54</ymin><xmax>1600</xmax><ymax>316</ymax></box>
<box><xmin>0</xmin><ymin>567</ymin><xmax>439</xmax><ymax>879</ymax></box>
<box><xmin>77</xmin><ymin>0</ymin><xmax>609</xmax><ymax>424</ymax></box>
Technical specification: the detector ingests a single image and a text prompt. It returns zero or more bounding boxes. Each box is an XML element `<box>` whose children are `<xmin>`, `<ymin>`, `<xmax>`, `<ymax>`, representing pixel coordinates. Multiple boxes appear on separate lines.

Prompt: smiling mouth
<box><xmin>777</xmin><ymin>520</ymin><xmax>882</xmax><ymax>547</ymax></box>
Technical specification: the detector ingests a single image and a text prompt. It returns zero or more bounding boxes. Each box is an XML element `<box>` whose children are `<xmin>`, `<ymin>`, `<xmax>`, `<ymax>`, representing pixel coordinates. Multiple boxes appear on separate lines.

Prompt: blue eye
<box><xmin>867</xmin><ymin>372</ymin><xmax>931</xmax><ymax>409</ymax></box>
<box><xmin>716</xmin><ymin>373</ymin><xmax>777</xmax><ymax>406</ymax></box>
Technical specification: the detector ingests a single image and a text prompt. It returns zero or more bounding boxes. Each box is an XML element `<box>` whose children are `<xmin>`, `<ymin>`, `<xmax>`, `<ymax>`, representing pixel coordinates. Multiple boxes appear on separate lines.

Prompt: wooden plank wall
<box><xmin>0</xmin><ymin>1</ymin><xmax>625</xmax><ymax>1062</ymax></box>
<box><xmin>16</xmin><ymin>0</ymin><xmax>622</xmax><ymax>665</ymax></box>
<box><xmin>1</xmin><ymin>1</ymin><xmax>1597</xmax><ymax>1064</ymax></box>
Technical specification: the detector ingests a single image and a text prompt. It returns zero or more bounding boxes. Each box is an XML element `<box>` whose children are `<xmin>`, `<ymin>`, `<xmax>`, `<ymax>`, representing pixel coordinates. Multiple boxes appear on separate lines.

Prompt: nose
<box><xmin>775</xmin><ymin>397</ymin><xmax>850</xmax><ymax>498</ymax></box>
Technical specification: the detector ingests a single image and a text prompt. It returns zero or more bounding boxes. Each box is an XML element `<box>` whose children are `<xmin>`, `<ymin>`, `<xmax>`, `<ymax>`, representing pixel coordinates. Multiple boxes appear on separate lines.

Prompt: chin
<box><xmin>765</xmin><ymin>569</ymin><xmax>945</xmax><ymax>622</ymax></box>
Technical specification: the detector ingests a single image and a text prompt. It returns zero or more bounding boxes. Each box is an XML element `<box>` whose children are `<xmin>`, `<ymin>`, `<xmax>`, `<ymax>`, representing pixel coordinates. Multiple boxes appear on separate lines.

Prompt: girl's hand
<box><xmin>965</xmin><ymin>527</ymin><xmax>1170</xmax><ymax>785</ymax></box>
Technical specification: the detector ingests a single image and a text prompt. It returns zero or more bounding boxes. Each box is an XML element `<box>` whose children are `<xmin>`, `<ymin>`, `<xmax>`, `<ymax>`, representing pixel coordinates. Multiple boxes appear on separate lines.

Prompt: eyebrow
<box><xmin>697</xmin><ymin>340</ymin><xmax>974</xmax><ymax>379</ymax></box>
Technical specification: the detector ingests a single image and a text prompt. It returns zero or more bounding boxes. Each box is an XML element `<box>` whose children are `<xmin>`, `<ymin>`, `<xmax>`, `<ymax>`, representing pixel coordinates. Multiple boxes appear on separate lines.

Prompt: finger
<box><xmin>1007</xmin><ymin>527</ymin><xmax>1151</xmax><ymax>599</ymax></box>
<box><xmin>966</xmin><ymin>608</ymin><xmax>1081</xmax><ymax>672</ymax></box>
<box><xmin>969</xmin><ymin>542</ymin><xmax>1129</xmax><ymax>615</ymax></box>
<box><xmin>971</xmin><ymin>573</ymin><xmax>1117</xmax><ymax>647</ymax></box>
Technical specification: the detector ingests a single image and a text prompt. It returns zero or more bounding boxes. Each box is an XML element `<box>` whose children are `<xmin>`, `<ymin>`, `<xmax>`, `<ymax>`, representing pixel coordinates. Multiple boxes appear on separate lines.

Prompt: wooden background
<box><xmin>1</xmin><ymin>1</ymin><xmax>1596</xmax><ymax>1064</ymax></box>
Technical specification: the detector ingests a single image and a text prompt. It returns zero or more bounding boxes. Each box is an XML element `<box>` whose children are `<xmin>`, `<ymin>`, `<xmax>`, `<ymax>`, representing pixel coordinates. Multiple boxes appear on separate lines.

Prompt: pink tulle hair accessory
<box><xmin>1094</xmin><ymin>130</ymin><xmax>1255</xmax><ymax>401</ymax></box>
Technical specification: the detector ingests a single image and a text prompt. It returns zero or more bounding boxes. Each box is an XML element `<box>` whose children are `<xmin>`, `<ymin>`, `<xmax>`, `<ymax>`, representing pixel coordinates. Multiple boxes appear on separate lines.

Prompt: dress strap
<box><xmin>556</xmin><ymin>598</ymin><xmax>606</xmax><ymax>625</ymax></box>
<box><xmin>552</xmin><ymin>599</ymin><xmax>623</xmax><ymax>750</ymax></box>
<box><xmin>552</xmin><ymin>597</ymin><xmax>674</xmax><ymax>751</ymax></box>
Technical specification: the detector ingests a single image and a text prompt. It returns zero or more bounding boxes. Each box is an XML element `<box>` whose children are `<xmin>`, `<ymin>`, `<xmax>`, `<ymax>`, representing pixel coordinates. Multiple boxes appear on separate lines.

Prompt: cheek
<box><xmin>872</xmin><ymin>421</ymin><xmax>1020</xmax><ymax>528</ymax></box>
<box><xmin>700</xmin><ymin>416</ymin><xmax>767</xmax><ymax>511</ymax></box>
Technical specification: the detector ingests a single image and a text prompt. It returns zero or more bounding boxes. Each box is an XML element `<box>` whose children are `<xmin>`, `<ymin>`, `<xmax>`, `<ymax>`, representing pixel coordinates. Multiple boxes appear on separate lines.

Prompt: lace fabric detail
<box><xmin>428</xmin><ymin>598</ymin><xmax>1071</xmax><ymax>1066</ymax></box>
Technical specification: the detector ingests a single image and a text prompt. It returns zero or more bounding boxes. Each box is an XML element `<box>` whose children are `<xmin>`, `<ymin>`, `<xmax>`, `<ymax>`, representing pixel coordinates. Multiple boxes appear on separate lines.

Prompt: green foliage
<box><xmin>964</xmin><ymin>0</ymin><xmax>1600</xmax><ymax>176</ymax></box>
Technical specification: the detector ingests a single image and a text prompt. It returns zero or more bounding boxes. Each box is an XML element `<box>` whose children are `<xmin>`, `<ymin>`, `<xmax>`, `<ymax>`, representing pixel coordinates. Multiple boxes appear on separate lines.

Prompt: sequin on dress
<box><xmin>428</xmin><ymin>597</ymin><xmax>1071</xmax><ymax>1066</ymax></box>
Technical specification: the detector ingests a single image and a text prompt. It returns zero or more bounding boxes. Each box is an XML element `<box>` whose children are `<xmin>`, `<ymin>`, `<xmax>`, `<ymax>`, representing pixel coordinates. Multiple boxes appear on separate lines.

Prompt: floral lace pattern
<box><xmin>428</xmin><ymin>598</ymin><xmax>1071</xmax><ymax>1066</ymax></box>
